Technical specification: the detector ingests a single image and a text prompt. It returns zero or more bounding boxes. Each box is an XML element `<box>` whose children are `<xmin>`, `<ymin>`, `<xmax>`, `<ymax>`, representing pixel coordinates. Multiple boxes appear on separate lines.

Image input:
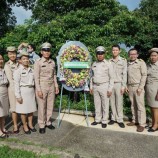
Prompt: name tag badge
<box><xmin>42</xmin><ymin>65</ymin><xmax>46</xmax><ymax>67</ymax></box>
<box><xmin>21</xmin><ymin>72</ymin><xmax>27</xmax><ymax>76</ymax></box>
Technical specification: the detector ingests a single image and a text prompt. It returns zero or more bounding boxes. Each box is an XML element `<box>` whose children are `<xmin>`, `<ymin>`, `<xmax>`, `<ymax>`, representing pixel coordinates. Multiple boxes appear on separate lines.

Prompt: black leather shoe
<box><xmin>118</xmin><ymin>122</ymin><xmax>125</xmax><ymax>128</ymax></box>
<box><xmin>91</xmin><ymin>121</ymin><xmax>100</xmax><ymax>125</ymax></box>
<box><xmin>46</xmin><ymin>124</ymin><xmax>55</xmax><ymax>130</ymax></box>
<box><xmin>13</xmin><ymin>128</ymin><xmax>20</xmax><ymax>134</ymax></box>
<box><xmin>39</xmin><ymin>128</ymin><xmax>45</xmax><ymax>134</ymax></box>
<box><xmin>0</xmin><ymin>133</ymin><xmax>9</xmax><ymax>138</ymax></box>
<box><xmin>28</xmin><ymin>126</ymin><xmax>37</xmax><ymax>132</ymax></box>
<box><xmin>148</xmin><ymin>128</ymin><xmax>158</xmax><ymax>132</ymax></box>
<box><xmin>23</xmin><ymin>128</ymin><xmax>31</xmax><ymax>135</ymax></box>
<box><xmin>108</xmin><ymin>120</ymin><xmax>115</xmax><ymax>125</ymax></box>
<box><xmin>102</xmin><ymin>124</ymin><xmax>107</xmax><ymax>128</ymax></box>
<box><xmin>145</xmin><ymin>125</ymin><xmax>152</xmax><ymax>129</ymax></box>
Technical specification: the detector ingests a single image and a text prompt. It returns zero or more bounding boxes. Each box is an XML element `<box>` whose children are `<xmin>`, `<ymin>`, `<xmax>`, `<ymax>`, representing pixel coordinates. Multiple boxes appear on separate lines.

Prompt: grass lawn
<box><xmin>0</xmin><ymin>145</ymin><xmax>59</xmax><ymax>158</ymax></box>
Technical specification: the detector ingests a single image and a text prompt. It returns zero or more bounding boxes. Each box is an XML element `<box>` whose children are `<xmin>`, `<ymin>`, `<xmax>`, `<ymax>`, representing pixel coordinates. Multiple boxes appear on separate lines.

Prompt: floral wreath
<box><xmin>60</xmin><ymin>45</ymin><xmax>90</xmax><ymax>88</ymax></box>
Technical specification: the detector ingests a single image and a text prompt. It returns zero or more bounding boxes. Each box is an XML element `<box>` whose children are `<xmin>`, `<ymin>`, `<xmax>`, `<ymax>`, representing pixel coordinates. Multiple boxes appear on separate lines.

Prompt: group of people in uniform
<box><xmin>0</xmin><ymin>42</ymin><xmax>158</xmax><ymax>138</ymax></box>
<box><xmin>90</xmin><ymin>45</ymin><xmax>158</xmax><ymax>133</ymax></box>
<box><xmin>0</xmin><ymin>42</ymin><xmax>58</xmax><ymax>138</ymax></box>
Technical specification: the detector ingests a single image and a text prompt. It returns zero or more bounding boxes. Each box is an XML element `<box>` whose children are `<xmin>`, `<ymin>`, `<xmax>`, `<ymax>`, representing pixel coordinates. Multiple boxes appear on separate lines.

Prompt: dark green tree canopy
<box><xmin>0</xmin><ymin>0</ymin><xmax>35</xmax><ymax>36</ymax></box>
<box><xmin>0</xmin><ymin>0</ymin><xmax>158</xmax><ymax>62</ymax></box>
<box><xmin>32</xmin><ymin>0</ymin><xmax>128</xmax><ymax>23</ymax></box>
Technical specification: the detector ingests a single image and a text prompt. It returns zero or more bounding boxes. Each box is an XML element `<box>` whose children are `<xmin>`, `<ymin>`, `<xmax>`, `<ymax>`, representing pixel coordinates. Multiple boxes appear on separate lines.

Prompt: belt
<box><xmin>20</xmin><ymin>85</ymin><xmax>34</xmax><ymax>88</ymax></box>
<box><xmin>128</xmin><ymin>83</ymin><xmax>139</xmax><ymax>87</ymax></box>
<box><xmin>93</xmin><ymin>82</ymin><xmax>107</xmax><ymax>86</ymax></box>
<box><xmin>40</xmin><ymin>81</ymin><xmax>54</xmax><ymax>85</ymax></box>
<box><xmin>40</xmin><ymin>79</ymin><xmax>54</xmax><ymax>82</ymax></box>
<box><xmin>0</xmin><ymin>85</ymin><xmax>7</xmax><ymax>87</ymax></box>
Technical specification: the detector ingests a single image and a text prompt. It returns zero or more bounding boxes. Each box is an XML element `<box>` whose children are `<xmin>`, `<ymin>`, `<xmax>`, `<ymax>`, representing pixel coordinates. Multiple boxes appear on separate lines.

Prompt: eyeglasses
<box><xmin>42</xmin><ymin>48</ymin><xmax>51</xmax><ymax>52</ymax></box>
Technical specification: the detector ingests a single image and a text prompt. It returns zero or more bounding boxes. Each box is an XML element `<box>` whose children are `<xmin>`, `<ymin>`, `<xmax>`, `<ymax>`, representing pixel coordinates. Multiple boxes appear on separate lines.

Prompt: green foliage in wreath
<box><xmin>60</xmin><ymin>45</ymin><xmax>90</xmax><ymax>88</ymax></box>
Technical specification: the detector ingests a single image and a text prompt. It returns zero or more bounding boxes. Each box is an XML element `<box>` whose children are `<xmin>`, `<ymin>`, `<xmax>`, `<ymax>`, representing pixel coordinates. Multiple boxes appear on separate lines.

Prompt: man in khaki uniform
<box><xmin>4</xmin><ymin>46</ymin><xmax>19</xmax><ymax>133</ymax></box>
<box><xmin>126</xmin><ymin>48</ymin><xmax>147</xmax><ymax>132</ymax></box>
<box><xmin>109</xmin><ymin>45</ymin><xmax>127</xmax><ymax>128</ymax></box>
<box><xmin>34</xmin><ymin>42</ymin><xmax>59</xmax><ymax>134</ymax></box>
<box><xmin>90</xmin><ymin>46</ymin><xmax>114</xmax><ymax>128</ymax></box>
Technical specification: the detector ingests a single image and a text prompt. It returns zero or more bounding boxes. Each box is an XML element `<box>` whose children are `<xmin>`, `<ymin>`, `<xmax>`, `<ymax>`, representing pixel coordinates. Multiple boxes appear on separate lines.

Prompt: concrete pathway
<box><xmin>2</xmin><ymin>112</ymin><xmax>158</xmax><ymax>158</ymax></box>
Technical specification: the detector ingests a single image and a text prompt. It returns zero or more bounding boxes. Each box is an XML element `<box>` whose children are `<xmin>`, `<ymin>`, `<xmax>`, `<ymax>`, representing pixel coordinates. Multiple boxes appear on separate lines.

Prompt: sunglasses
<box><xmin>96</xmin><ymin>51</ymin><xmax>105</xmax><ymax>55</ymax></box>
<box><xmin>42</xmin><ymin>48</ymin><xmax>51</xmax><ymax>52</ymax></box>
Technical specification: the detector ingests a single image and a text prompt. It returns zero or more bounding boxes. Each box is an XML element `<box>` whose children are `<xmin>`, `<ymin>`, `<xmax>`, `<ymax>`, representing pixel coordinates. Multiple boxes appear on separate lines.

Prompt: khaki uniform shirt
<box><xmin>110</xmin><ymin>56</ymin><xmax>127</xmax><ymax>88</ymax></box>
<box><xmin>146</xmin><ymin>61</ymin><xmax>158</xmax><ymax>84</ymax></box>
<box><xmin>127</xmin><ymin>59</ymin><xmax>147</xmax><ymax>89</ymax></box>
<box><xmin>34</xmin><ymin>57</ymin><xmax>58</xmax><ymax>91</ymax></box>
<box><xmin>0</xmin><ymin>69</ymin><xmax>8</xmax><ymax>86</ymax></box>
<box><xmin>90</xmin><ymin>59</ymin><xmax>114</xmax><ymax>91</ymax></box>
<box><xmin>13</xmin><ymin>65</ymin><xmax>34</xmax><ymax>98</ymax></box>
<box><xmin>4</xmin><ymin>60</ymin><xmax>19</xmax><ymax>88</ymax></box>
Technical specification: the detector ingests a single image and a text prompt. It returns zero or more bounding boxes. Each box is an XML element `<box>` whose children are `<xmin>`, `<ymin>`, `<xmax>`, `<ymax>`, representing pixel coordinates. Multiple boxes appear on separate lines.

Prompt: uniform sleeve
<box><xmin>90</xmin><ymin>65</ymin><xmax>93</xmax><ymax>89</ymax></box>
<box><xmin>122</xmin><ymin>59</ymin><xmax>127</xmax><ymax>88</ymax></box>
<box><xmin>4</xmin><ymin>64</ymin><xmax>14</xmax><ymax>87</ymax></box>
<box><xmin>13</xmin><ymin>69</ymin><xmax>21</xmax><ymax>98</ymax></box>
<box><xmin>34</xmin><ymin>61</ymin><xmax>41</xmax><ymax>91</ymax></box>
<box><xmin>53</xmin><ymin>66</ymin><xmax>59</xmax><ymax>88</ymax></box>
<box><xmin>108</xmin><ymin>62</ymin><xmax>114</xmax><ymax>91</ymax></box>
<box><xmin>139</xmin><ymin>61</ymin><xmax>147</xmax><ymax>89</ymax></box>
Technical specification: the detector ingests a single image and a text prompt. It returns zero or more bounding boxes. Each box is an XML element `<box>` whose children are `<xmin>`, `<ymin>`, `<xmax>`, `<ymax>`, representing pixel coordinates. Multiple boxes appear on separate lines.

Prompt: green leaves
<box><xmin>0</xmin><ymin>0</ymin><xmax>158</xmax><ymax>62</ymax></box>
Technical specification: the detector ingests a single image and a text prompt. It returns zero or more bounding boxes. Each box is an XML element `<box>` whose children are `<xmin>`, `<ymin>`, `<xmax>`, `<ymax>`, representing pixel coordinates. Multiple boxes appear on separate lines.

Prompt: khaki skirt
<box><xmin>146</xmin><ymin>83</ymin><xmax>158</xmax><ymax>108</ymax></box>
<box><xmin>16</xmin><ymin>87</ymin><xmax>37</xmax><ymax>114</ymax></box>
<box><xmin>0</xmin><ymin>86</ymin><xmax>9</xmax><ymax>117</ymax></box>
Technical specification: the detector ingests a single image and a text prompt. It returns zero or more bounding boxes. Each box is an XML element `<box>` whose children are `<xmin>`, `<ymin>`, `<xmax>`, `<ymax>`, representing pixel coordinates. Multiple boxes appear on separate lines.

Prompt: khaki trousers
<box><xmin>93</xmin><ymin>83</ymin><xmax>110</xmax><ymax>124</ymax></box>
<box><xmin>36</xmin><ymin>83</ymin><xmax>55</xmax><ymax>128</ymax></box>
<box><xmin>128</xmin><ymin>85</ymin><xmax>146</xmax><ymax>127</ymax></box>
<box><xmin>110</xmin><ymin>83</ymin><xmax>123</xmax><ymax>123</ymax></box>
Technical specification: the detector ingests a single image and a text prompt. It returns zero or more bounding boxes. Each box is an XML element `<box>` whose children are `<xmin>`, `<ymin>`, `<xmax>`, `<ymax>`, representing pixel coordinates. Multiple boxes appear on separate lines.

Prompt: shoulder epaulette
<box><xmin>121</xmin><ymin>57</ymin><xmax>126</xmax><ymax>60</ymax></box>
<box><xmin>36</xmin><ymin>58</ymin><xmax>41</xmax><ymax>61</ymax></box>
<box><xmin>139</xmin><ymin>59</ymin><xmax>143</xmax><ymax>62</ymax></box>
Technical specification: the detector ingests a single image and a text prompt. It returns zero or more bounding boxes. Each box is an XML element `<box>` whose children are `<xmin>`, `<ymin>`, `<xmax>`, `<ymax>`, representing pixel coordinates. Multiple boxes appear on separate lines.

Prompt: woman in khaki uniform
<box><xmin>0</xmin><ymin>53</ymin><xmax>9</xmax><ymax>138</ymax></box>
<box><xmin>4</xmin><ymin>46</ymin><xmax>19</xmax><ymax>133</ymax></box>
<box><xmin>146</xmin><ymin>48</ymin><xmax>158</xmax><ymax>132</ymax></box>
<box><xmin>13</xmin><ymin>51</ymin><xmax>37</xmax><ymax>134</ymax></box>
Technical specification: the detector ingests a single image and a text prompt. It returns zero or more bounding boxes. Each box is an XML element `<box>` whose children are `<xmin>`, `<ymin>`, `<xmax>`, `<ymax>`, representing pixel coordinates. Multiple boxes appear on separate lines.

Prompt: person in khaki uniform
<box><xmin>90</xmin><ymin>46</ymin><xmax>114</xmax><ymax>128</ymax></box>
<box><xmin>4</xmin><ymin>46</ymin><xmax>19</xmax><ymax>134</ymax></box>
<box><xmin>126</xmin><ymin>48</ymin><xmax>147</xmax><ymax>132</ymax></box>
<box><xmin>0</xmin><ymin>53</ymin><xmax>9</xmax><ymax>138</ymax></box>
<box><xmin>109</xmin><ymin>45</ymin><xmax>127</xmax><ymax>128</ymax></box>
<box><xmin>14</xmin><ymin>51</ymin><xmax>37</xmax><ymax>134</ymax></box>
<box><xmin>34</xmin><ymin>42</ymin><xmax>59</xmax><ymax>134</ymax></box>
<box><xmin>145</xmin><ymin>48</ymin><xmax>158</xmax><ymax>132</ymax></box>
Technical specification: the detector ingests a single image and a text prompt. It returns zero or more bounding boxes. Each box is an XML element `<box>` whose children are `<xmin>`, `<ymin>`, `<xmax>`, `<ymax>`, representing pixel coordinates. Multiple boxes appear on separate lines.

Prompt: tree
<box><xmin>32</xmin><ymin>0</ymin><xmax>128</xmax><ymax>23</ymax></box>
<box><xmin>133</xmin><ymin>0</ymin><xmax>158</xmax><ymax>56</ymax></box>
<box><xmin>0</xmin><ymin>0</ymin><xmax>129</xmax><ymax>60</ymax></box>
<box><xmin>0</xmin><ymin>0</ymin><xmax>156</xmax><ymax>61</ymax></box>
<box><xmin>0</xmin><ymin>0</ymin><xmax>35</xmax><ymax>36</ymax></box>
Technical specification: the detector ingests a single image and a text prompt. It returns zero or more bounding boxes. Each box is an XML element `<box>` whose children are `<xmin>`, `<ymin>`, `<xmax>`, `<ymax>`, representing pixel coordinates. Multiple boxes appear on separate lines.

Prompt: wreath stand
<box><xmin>57</xmin><ymin>84</ymin><xmax>89</xmax><ymax>128</ymax></box>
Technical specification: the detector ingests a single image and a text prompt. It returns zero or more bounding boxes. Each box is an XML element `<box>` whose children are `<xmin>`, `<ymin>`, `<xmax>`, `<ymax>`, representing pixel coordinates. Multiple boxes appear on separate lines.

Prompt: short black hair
<box><xmin>128</xmin><ymin>48</ymin><xmax>138</xmax><ymax>54</ymax></box>
<box><xmin>28</xmin><ymin>44</ymin><xmax>36</xmax><ymax>51</ymax></box>
<box><xmin>112</xmin><ymin>44</ymin><xmax>120</xmax><ymax>50</ymax></box>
